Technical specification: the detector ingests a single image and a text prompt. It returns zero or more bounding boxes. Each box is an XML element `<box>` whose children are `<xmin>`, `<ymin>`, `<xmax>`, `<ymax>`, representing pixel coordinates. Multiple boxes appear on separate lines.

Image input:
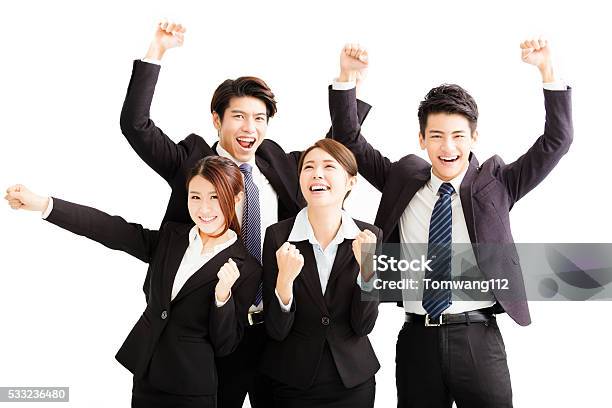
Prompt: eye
<box><xmin>455</xmin><ymin>134</ymin><xmax>466</xmax><ymax>138</ymax></box>
<box><xmin>325</xmin><ymin>164</ymin><xmax>336</xmax><ymax>169</ymax></box>
<box><xmin>190</xmin><ymin>195</ymin><xmax>200</xmax><ymax>200</ymax></box>
<box><xmin>211</xmin><ymin>195</ymin><xmax>218</xmax><ymax>200</ymax></box>
<box><xmin>303</xmin><ymin>165</ymin><xmax>313</xmax><ymax>170</ymax></box>
<box><xmin>233</xmin><ymin>114</ymin><xmax>244</xmax><ymax>119</ymax></box>
<box><xmin>255</xmin><ymin>116</ymin><xmax>266</xmax><ymax>122</ymax></box>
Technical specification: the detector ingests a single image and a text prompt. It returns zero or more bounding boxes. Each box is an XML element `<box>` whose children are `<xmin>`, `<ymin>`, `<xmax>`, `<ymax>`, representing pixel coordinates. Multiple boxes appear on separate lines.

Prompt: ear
<box><xmin>235</xmin><ymin>191</ymin><xmax>245</xmax><ymax>205</ymax></box>
<box><xmin>471</xmin><ymin>129</ymin><xmax>479</xmax><ymax>145</ymax></box>
<box><xmin>347</xmin><ymin>175</ymin><xmax>357</xmax><ymax>191</ymax></box>
<box><xmin>419</xmin><ymin>131</ymin><xmax>427</xmax><ymax>150</ymax></box>
<box><xmin>212</xmin><ymin>111</ymin><xmax>222</xmax><ymax>132</ymax></box>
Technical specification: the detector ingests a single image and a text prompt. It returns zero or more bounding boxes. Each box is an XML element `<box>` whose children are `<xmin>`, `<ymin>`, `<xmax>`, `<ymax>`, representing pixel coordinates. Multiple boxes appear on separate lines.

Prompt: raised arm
<box><xmin>329</xmin><ymin>44</ymin><xmax>392</xmax><ymax>192</ymax></box>
<box><xmin>5</xmin><ymin>185</ymin><xmax>160</xmax><ymax>263</ymax></box>
<box><xmin>500</xmin><ymin>38</ymin><xmax>573</xmax><ymax>206</ymax></box>
<box><xmin>119</xmin><ymin>20</ymin><xmax>190</xmax><ymax>184</ymax></box>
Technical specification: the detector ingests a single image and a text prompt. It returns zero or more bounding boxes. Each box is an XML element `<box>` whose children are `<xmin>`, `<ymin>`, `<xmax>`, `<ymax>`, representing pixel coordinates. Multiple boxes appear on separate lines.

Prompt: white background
<box><xmin>1</xmin><ymin>0</ymin><xmax>611</xmax><ymax>407</ymax></box>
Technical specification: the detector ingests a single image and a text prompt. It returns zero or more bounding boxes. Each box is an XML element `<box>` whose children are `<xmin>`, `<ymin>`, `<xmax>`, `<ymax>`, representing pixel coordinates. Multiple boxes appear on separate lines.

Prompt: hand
<box><xmin>4</xmin><ymin>184</ymin><xmax>49</xmax><ymax>212</ymax></box>
<box><xmin>215</xmin><ymin>258</ymin><xmax>240</xmax><ymax>303</ymax></box>
<box><xmin>276</xmin><ymin>242</ymin><xmax>304</xmax><ymax>285</ymax></box>
<box><xmin>520</xmin><ymin>37</ymin><xmax>555</xmax><ymax>82</ymax></box>
<box><xmin>145</xmin><ymin>19</ymin><xmax>187</xmax><ymax>60</ymax></box>
<box><xmin>339</xmin><ymin>43</ymin><xmax>369</xmax><ymax>83</ymax></box>
<box><xmin>352</xmin><ymin>229</ymin><xmax>377</xmax><ymax>281</ymax></box>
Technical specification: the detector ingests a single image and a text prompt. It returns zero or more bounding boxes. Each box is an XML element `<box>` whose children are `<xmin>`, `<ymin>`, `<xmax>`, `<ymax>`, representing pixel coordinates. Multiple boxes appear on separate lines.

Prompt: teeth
<box><xmin>440</xmin><ymin>156</ymin><xmax>458</xmax><ymax>161</ymax></box>
<box><xmin>237</xmin><ymin>137</ymin><xmax>255</xmax><ymax>142</ymax></box>
<box><xmin>310</xmin><ymin>185</ymin><xmax>329</xmax><ymax>192</ymax></box>
<box><xmin>199</xmin><ymin>216</ymin><xmax>216</xmax><ymax>222</ymax></box>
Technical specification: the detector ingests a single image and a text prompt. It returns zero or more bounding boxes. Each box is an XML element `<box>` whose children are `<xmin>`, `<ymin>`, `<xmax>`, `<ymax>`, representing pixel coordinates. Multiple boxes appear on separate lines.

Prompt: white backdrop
<box><xmin>1</xmin><ymin>0</ymin><xmax>611</xmax><ymax>407</ymax></box>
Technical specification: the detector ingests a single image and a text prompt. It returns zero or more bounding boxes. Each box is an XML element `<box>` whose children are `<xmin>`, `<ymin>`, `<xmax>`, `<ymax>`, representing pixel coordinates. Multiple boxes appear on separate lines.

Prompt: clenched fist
<box><xmin>145</xmin><ymin>19</ymin><xmax>187</xmax><ymax>60</ymax></box>
<box><xmin>216</xmin><ymin>258</ymin><xmax>240</xmax><ymax>303</ymax></box>
<box><xmin>520</xmin><ymin>37</ymin><xmax>555</xmax><ymax>82</ymax></box>
<box><xmin>339</xmin><ymin>43</ymin><xmax>369</xmax><ymax>83</ymax></box>
<box><xmin>4</xmin><ymin>184</ymin><xmax>49</xmax><ymax>212</ymax></box>
<box><xmin>275</xmin><ymin>242</ymin><xmax>304</xmax><ymax>305</ymax></box>
<box><xmin>352</xmin><ymin>229</ymin><xmax>377</xmax><ymax>282</ymax></box>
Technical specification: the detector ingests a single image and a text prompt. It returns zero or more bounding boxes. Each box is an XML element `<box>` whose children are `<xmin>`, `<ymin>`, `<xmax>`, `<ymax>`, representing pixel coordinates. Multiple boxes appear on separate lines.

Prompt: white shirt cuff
<box><xmin>332</xmin><ymin>79</ymin><xmax>356</xmax><ymax>91</ymax></box>
<box><xmin>41</xmin><ymin>197</ymin><xmax>54</xmax><ymax>219</ymax></box>
<box><xmin>215</xmin><ymin>290</ymin><xmax>231</xmax><ymax>307</ymax></box>
<box><xmin>543</xmin><ymin>80</ymin><xmax>568</xmax><ymax>91</ymax></box>
<box><xmin>357</xmin><ymin>273</ymin><xmax>375</xmax><ymax>292</ymax></box>
<box><xmin>275</xmin><ymin>288</ymin><xmax>293</xmax><ymax>312</ymax></box>
<box><xmin>142</xmin><ymin>58</ymin><xmax>161</xmax><ymax>66</ymax></box>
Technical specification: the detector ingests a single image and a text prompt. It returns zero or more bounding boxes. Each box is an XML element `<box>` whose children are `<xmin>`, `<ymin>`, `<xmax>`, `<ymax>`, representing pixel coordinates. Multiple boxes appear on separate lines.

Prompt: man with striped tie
<box><xmin>119</xmin><ymin>21</ymin><xmax>372</xmax><ymax>408</ymax></box>
<box><xmin>328</xmin><ymin>40</ymin><xmax>572</xmax><ymax>407</ymax></box>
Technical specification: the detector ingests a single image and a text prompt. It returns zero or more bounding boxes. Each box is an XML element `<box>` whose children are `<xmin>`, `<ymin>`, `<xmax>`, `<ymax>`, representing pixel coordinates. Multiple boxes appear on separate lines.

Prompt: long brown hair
<box><xmin>298</xmin><ymin>139</ymin><xmax>358</xmax><ymax>203</ymax></box>
<box><xmin>186</xmin><ymin>156</ymin><xmax>243</xmax><ymax>237</ymax></box>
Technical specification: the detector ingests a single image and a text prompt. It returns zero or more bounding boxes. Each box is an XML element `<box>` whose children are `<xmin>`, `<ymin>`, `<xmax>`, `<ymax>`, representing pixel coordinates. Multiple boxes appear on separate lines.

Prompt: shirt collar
<box><xmin>216</xmin><ymin>142</ymin><xmax>257</xmax><ymax>169</ymax></box>
<box><xmin>429</xmin><ymin>165</ymin><xmax>468</xmax><ymax>196</ymax></box>
<box><xmin>288</xmin><ymin>207</ymin><xmax>361</xmax><ymax>247</ymax></box>
<box><xmin>188</xmin><ymin>225</ymin><xmax>238</xmax><ymax>255</ymax></box>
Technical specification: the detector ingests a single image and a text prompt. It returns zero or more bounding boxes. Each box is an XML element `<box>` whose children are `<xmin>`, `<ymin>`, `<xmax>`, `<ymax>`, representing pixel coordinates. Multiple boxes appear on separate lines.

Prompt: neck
<box><xmin>306</xmin><ymin>206</ymin><xmax>342</xmax><ymax>250</ymax></box>
<box><xmin>198</xmin><ymin>228</ymin><xmax>232</xmax><ymax>254</ymax></box>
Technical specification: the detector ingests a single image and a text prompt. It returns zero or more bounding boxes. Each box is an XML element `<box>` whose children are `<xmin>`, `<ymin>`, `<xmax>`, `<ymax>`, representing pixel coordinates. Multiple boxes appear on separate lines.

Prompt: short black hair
<box><xmin>210</xmin><ymin>76</ymin><xmax>277</xmax><ymax>121</ymax></box>
<box><xmin>418</xmin><ymin>84</ymin><xmax>478</xmax><ymax>136</ymax></box>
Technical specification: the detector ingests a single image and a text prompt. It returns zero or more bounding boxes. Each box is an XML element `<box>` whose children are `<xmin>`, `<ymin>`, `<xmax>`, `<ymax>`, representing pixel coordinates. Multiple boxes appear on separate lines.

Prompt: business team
<box><xmin>5</xmin><ymin>19</ymin><xmax>572</xmax><ymax>408</ymax></box>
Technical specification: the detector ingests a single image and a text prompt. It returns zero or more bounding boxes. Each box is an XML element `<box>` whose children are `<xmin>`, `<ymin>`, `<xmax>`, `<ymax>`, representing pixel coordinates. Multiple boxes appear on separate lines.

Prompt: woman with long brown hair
<box><xmin>4</xmin><ymin>156</ymin><xmax>261</xmax><ymax>408</ymax></box>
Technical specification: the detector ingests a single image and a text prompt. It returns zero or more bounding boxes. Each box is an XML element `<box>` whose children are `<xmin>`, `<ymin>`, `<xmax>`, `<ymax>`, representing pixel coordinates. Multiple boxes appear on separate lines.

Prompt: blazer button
<box><xmin>321</xmin><ymin>316</ymin><xmax>330</xmax><ymax>326</ymax></box>
<box><xmin>161</xmin><ymin>310</ymin><xmax>168</xmax><ymax>320</ymax></box>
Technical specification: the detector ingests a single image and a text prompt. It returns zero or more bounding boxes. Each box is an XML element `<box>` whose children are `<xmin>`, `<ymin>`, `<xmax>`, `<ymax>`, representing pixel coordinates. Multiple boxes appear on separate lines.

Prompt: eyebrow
<box><xmin>428</xmin><ymin>129</ymin><xmax>468</xmax><ymax>135</ymax></box>
<box><xmin>230</xmin><ymin>109</ymin><xmax>267</xmax><ymax>117</ymax></box>
<box><xmin>188</xmin><ymin>190</ymin><xmax>217</xmax><ymax>195</ymax></box>
<box><xmin>303</xmin><ymin>159</ymin><xmax>338</xmax><ymax>165</ymax></box>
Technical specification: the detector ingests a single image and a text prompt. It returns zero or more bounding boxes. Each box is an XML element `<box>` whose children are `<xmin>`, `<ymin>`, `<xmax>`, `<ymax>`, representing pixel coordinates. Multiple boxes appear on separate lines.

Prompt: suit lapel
<box><xmin>326</xmin><ymin>240</ymin><xmax>355</xmax><ymax>290</ymax></box>
<box><xmin>161</xmin><ymin>226</ymin><xmax>191</xmax><ymax>304</ymax></box>
<box><xmin>293</xmin><ymin>240</ymin><xmax>329</xmax><ymax>315</ymax></box>
<box><xmin>381</xmin><ymin>166</ymin><xmax>430</xmax><ymax>242</ymax></box>
<box><xmin>172</xmin><ymin>240</ymin><xmax>247</xmax><ymax>304</ymax></box>
<box><xmin>459</xmin><ymin>153</ymin><xmax>480</xmax><ymax>245</ymax></box>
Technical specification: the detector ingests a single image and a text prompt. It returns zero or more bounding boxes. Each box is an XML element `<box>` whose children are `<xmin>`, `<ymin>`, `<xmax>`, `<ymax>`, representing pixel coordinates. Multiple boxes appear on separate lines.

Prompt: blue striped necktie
<box><xmin>239</xmin><ymin>163</ymin><xmax>263</xmax><ymax>306</ymax></box>
<box><xmin>422</xmin><ymin>182</ymin><xmax>455</xmax><ymax>320</ymax></box>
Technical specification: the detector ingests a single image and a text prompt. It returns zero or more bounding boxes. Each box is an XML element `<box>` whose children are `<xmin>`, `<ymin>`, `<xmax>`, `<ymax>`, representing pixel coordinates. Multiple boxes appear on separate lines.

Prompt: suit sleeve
<box><xmin>329</xmin><ymin>86</ymin><xmax>392</xmax><ymax>192</ymax></box>
<box><xmin>45</xmin><ymin>197</ymin><xmax>160</xmax><ymax>263</ymax></box>
<box><xmin>262</xmin><ymin>226</ymin><xmax>296</xmax><ymax>341</ymax></box>
<box><xmin>499</xmin><ymin>88</ymin><xmax>573</xmax><ymax>206</ymax></box>
<box><xmin>209</xmin><ymin>258</ymin><xmax>262</xmax><ymax>357</ymax></box>
<box><xmin>349</xmin><ymin>226</ymin><xmax>382</xmax><ymax>337</ymax></box>
<box><xmin>120</xmin><ymin>60</ymin><xmax>190</xmax><ymax>184</ymax></box>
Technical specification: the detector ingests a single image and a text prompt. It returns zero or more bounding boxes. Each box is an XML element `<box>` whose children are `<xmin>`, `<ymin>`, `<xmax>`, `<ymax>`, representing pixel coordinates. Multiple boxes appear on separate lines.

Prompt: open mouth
<box><xmin>309</xmin><ymin>183</ymin><xmax>330</xmax><ymax>192</ymax></box>
<box><xmin>198</xmin><ymin>215</ymin><xmax>217</xmax><ymax>224</ymax></box>
<box><xmin>439</xmin><ymin>155</ymin><xmax>459</xmax><ymax>163</ymax></box>
<box><xmin>236</xmin><ymin>136</ymin><xmax>256</xmax><ymax>149</ymax></box>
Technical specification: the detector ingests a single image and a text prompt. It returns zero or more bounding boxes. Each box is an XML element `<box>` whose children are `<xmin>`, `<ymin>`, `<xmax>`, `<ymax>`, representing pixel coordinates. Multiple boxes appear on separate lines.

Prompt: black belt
<box><xmin>247</xmin><ymin>310</ymin><xmax>264</xmax><ymax>326</ymax></box>
<box><xmin>405</xmin><ymin>309</ymin><xmax>495</xmax><ymax>327</ymax></box>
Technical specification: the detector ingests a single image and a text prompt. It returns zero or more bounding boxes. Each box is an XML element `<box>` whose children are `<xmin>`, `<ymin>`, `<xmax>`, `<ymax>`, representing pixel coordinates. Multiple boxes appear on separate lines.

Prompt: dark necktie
<box><xmin>422</xmin><ymin>182</ymin><xmax>455</xmax><ymax>320</ymax></box>
<box><xmin>239</xmin><ymin>163</ymin><xmax>263</xmax><ymax>306</ymax></box>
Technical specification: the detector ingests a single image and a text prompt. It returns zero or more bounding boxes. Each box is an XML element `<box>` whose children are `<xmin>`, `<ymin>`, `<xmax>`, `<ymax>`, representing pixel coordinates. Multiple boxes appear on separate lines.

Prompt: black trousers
<box><xmin>269</xmin><ymin>343</ymin><xmax>376</xmax><ymax>408</ymax></box>
<box><xmin>131</xmin><ymin>377</ymin><xmax>216</xmax><ymax>408</ymax></box>
<box><xmin>396</xmin><ymin>316</ymin><xmax>512</xmax><ymax>408</ymax></box>
<box><xmin>215</xmin><ymin>322</ymin><xmax>273</xmax><ymax>408</ymax></box>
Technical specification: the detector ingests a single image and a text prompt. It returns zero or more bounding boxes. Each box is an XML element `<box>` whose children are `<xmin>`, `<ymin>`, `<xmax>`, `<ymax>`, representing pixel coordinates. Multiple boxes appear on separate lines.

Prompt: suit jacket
<box><xmin>328</xmin><ymin>86</ymin><xmax>573</xmax><ymax>326</ymax></box>
<box><xmin>119</xmin><ymin>60</ymin><xmax>372</xmax><ymax>296</ymax></box>
<box><xmin>260</xmin><ymin>217</ymin><xmax>382</xmax><ymax>390</ymax></box>
<box><xmin>45</xmin><ymin>198</ymin><xmax>261</xmax><ymax>395</ymax></box>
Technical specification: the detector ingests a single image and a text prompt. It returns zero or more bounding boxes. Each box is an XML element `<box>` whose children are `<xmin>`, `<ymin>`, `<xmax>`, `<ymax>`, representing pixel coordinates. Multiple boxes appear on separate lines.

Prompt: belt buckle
<box><xmin>425</xmin><ymin>314</ymin><xmax>443</xmax><ymax>327</ymax></box>
<box><xmin>248</xmin><ymin>310</ymin><xmax>262</xmax><ymax>326</ymax></box>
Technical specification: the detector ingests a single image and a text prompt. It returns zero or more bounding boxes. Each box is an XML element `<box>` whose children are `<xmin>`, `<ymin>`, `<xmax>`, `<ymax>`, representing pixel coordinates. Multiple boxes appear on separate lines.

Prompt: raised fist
<box><xmin>276</xmin><ymin>242</ymin><xmax>304</xmax><ymax>285</ymax></box>
<box><xmin>339</xmin><ymin>43</ymin><xmax>369</xmax><ymax>83</ymax></box>
<box><xmin>352</xmin><ymin>229</ymin><xmax>377</xmax><ymax>281</ymax></box>
<box><xmin>145</xmin><ymin>19</ymin><xmax>187</xmax><ymax>60</ymax></box>
<box><xmin>4</xmin><ymin>184</ymin><xmax>49</xmax><ymax>212</ymax></box>
<box><xmin>215</xmin><ymin>258</ymin><xmax>240</xmax><ymax>303</ymax></box>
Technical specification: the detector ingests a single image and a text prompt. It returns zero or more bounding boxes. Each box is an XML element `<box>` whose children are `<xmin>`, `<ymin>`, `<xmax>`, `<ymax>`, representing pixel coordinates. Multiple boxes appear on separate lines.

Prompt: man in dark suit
<box><xmin>328</xmin><ymin>40</ymin><xmax>572</xmax><ymax>407</ymax></box>
<box><xmin>119</xmin><ymin>20</ymin><xmax>372</xmax><ymax>408</ymax></box>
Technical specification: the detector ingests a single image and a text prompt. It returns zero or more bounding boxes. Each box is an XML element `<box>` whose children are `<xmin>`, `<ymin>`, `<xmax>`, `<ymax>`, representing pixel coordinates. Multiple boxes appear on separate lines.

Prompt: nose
<box><xmin>242</xmin><ymin>117</ymin><xmax>256</xmax><ymax>133</ymax></box>
<box><xmin>313</xmin><ymin>165</ymin><xmax>324</xmax><ymax>179</ymax></box>
<box><xmin>441</xmin><ymin>136</ymin><xmax>455</xmax><ymax>152</ymax></box>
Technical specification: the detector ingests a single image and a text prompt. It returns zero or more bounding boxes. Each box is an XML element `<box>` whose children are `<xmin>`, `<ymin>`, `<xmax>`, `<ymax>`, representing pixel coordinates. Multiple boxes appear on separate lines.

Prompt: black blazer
<box><xmin>45</xmin><ymin>198</ymin><xmax>261</xmax><ymax>396</ymax></box>
<box><xmin>260</xmin><ymin>216</ymin><xmax>382</xmax><ymax>390</ymax></box>
<box><xmin>119</xmin><ymin>60</ymin><xmax>372</xmax><ymax>296</ymax></box>
<box><xmin>328</xmin><ymin>86</ymin><xmax>573</xmax><ymax>326</ymax></box>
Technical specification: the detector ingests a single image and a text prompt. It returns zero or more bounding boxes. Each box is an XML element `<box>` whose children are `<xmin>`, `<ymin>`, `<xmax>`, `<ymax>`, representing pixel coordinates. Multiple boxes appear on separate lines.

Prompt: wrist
<box><xmin>538</xmin><ymin>63</ymin><xmax>555</xmax><ymax>83</ymax></box>
<box><xmin>39</xmin><ymin>196</ymin><xmax>50</xmax><ymax>213</ymax></box>
<box><xmin>145</xmin><ymin>42</ymin><xmax>166</xmax><ymax>60</ymax></box>
<box><xmin>338</xmin><ymin>70</ymin><xmax>357</xmax><ymax>83</ymax></box>
<box><xmin>215</xmin><ymin>286</ymin><xmax>230</xmax><ymax>303</ymax></box>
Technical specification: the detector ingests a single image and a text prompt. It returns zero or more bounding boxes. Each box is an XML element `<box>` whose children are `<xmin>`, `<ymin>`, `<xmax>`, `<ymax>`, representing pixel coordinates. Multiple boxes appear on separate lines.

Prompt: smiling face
<box><xmin>299</xmin><ymin>147</ymin><xmax>356</xmax><ymax>209</ymax></box>
<box><xmin>213</xmin><ymin>96</ymin><xmax>268</xmax><ymax>163</ymax></box>
<box><xmin>419</xmin><ymin>112</ymin><xmax>478</xmax><ymax>181</ymax></box>
<box><xmin>187</xmin><ymin>175</ymin><xmax>227</xmax><ymax>237</ymax></box>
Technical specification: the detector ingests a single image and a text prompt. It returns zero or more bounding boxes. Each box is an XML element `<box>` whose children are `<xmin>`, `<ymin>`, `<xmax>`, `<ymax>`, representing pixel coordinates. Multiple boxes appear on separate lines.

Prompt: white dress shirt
<box><xmin>276</xmin><ymin>208</ymin><xmax>361</xmax><ymax>311</ymax></box>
